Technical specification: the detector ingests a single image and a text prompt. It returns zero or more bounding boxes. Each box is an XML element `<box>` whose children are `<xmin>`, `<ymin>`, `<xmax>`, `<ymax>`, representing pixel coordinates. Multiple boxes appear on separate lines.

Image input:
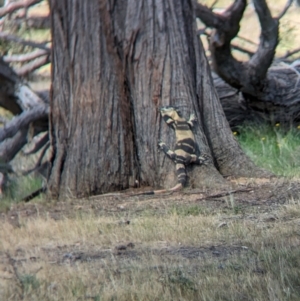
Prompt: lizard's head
<box><xmin>160</xmin><ymin>106</ymin><xmax>181</xmax><ymax>119</ymax></box>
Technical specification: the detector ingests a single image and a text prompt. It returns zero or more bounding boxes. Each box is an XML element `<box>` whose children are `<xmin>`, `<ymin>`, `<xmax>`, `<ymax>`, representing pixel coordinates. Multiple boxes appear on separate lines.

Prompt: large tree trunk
<box><xmin>48</xmin><ymin>0</ymin><xmax>267</xmax><ymax>199</ymax></box>
<box><xmin>48</xmin><ymin>1</ymin><xmax>137</xmax><ymax>198</ymax></box>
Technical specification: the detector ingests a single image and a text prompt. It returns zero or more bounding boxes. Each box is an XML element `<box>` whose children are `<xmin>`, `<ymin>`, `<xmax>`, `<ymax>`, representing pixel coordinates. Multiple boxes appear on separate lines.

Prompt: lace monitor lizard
<box><xmin>131</xmin><ymin>106</ymin><xmax>209</xmax><ymax>196</ymax></box>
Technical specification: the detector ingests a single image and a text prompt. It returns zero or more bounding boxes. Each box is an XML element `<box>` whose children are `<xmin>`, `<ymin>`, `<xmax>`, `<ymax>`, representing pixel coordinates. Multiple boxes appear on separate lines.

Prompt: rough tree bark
<box><xmin>48</xmin><ymin>0</ymin><xmax>268</xmax><ymax>199</ymax></box>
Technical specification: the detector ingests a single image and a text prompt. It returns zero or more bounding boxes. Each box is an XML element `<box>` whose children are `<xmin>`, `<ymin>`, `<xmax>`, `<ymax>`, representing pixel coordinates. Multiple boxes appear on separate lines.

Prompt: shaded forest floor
<box><xmin>1</xmin><ymin>177</ymin><xmax>300</xmax><ymax>300</ymax></box>
<box><xmin>2</xmin><ymin>177</ymin><xmax>300</xmax><ymax>222</ymax></box>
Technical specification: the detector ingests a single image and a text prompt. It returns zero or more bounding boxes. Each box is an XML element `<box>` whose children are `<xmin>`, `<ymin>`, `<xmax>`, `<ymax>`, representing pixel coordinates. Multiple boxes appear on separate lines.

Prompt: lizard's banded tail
<box><xmin>143</xmin><ymin>163</ymin><xmax>185</xmax><ymax>194</ymax></box>
<box><xmin>125</xmin><ymin>183</ymin><xmax>182</xmax><ymax>196</ymax></box>
<box><xmin>132</xmin><ymin>157</ymin><xmax>186</xmax><ymax>196</ymax></box>
<box><xmin>176</xmin><ymin>163</ymin><xmax>186</xmax><ymax>186</ymax></box>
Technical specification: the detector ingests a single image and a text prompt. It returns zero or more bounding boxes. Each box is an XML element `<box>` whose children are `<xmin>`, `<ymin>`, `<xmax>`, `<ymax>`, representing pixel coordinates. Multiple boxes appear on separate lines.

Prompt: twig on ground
<box><xmin>192</xmin><ymin>188</ymin><xmax>253</xmax><ymax>201</ymax></box>
<box><xmin>22</xmin><ymin>185</ymin><xmax>46</xmax><ymax>202</ymax></box>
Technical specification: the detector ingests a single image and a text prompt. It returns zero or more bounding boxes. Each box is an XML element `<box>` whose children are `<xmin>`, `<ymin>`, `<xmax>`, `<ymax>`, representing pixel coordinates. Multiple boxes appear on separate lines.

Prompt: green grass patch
<box><xmin>0</xmin><ymin>175</ymin><xmax>44</xmax><ymax>212</ymax></box>
<box><xmin>237</xmin><ymin>123</ymin><xmax>300</xmax><ymax>177</ymax></box>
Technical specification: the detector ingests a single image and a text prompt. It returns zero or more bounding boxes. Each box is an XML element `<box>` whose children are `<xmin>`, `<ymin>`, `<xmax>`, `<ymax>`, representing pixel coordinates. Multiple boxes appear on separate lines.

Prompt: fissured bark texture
<box><xmin>48</xmin><ymin>0</ymin><xmax>265</xmax><ymax>198</ymax></box>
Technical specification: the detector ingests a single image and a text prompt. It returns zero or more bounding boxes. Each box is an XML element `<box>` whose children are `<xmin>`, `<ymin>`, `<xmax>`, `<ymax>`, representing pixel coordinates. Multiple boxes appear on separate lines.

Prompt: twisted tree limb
<box><xmin>23</xmin><ymin>131</ymin><xmax>49</xmax><ymax>155</ymax></box>
<box><xmin>0</xmin><ymin>128</ymin><xmax>28</xmax><ymax>163</ymax></box>
<box><xmin>16</xmin><ymin>54</ymin><xmax>50</xmax><ymax>76</ymax></box>
<box><xmin>194</xmin><ymin>0</ymin><xmax>293</xmax><ymax>96</ymax></box>
<box><xmin>3</xmin><ymin>49</ymin><xmax>49</xmax><ymax>63</ymax></box>
<box><xmin>0</xmin><ymin>0</ymin><xmax>43</xmax><ymax>18</ymax></box>
<box><xmin>0</xmin><ymin>105</ymin><xmax>48</xmax><ymax>143</ymax></box>
<box><xmin>194</xmin><ymin>0</ymin><xmax>300</xmax><ymax>128</ymax></box>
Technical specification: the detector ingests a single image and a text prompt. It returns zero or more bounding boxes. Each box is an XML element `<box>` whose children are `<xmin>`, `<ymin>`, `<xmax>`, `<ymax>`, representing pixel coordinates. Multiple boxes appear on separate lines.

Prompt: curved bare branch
<box><xmin>276</xmin><ymin>0</ymin><xmax>293</xmax><ymax>19</ymax></box>
<box><xmin>23</xmin><ymin>132</ymin><xmax>49</xmax><ymax>155</ymax></box>
<box><xmin>15</xmin><ymin>83</ymin><xmax>47</xmax><ymax>110</ymax></box>
<box><xmin>280</xmin><ymin>47</ymin><xmax>300</xmax><ymax>60</ymax></box>
<box><xmin>0</xmin><ymin>105</ymin><xmax>49</xmax><ymax>143</ymax></box>
<box><xmin>0</xmin><ymin>0</ymin><xmax>43</xmax><ymax>18</ymax></box>
<box><xmin>0</xmin><ymin>57</ymin><xmax>49</xmax><ymax>118</ymax></box>
<box><xmin>16</xmin><ymin>54</ymin><xmax>50</xmax><ymax>76</ymax></box>
<box><xmin>22</xmin><ymin>141</ymin><xmax>50</xmax><ymax>176</ymax></box>
<box><xmin>194</xmin><ymin>0</ymin><xmax>246</xmax><ymax>40</ymax></box>
<box><xmin>193</xmin><ymin>1</ymin><xmax>225</xmax><ymax>29</ymax></box>
<box><xmin>0</xmin><ymin>128</ymin><xmax>27</xmax><ymax>163</ymax></box>
<box><xmin>195</xmin><ymin>0</ymin><xmax>282</xmax><ymax>96</ymax></box>
<box><xmin>249</xmin><ymin>0</ymin><xmax>278</xmax><ymax>80</ymax></box>
<box><xmin>3</xmin><ymin>49</ymin><xmax>48</xmax><ymax>63</ymax></box>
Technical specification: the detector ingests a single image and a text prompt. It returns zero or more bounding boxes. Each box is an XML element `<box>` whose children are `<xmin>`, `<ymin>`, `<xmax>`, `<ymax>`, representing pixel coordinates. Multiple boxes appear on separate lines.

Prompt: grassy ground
<box><xmin>0</xmin><ymin>174</ymin><xmax>44</xmax><ymax>212</ymax></box>
<box><xmin>1</xmin><ymin>124</ymin><xmax>300</xmax><ymax>300</ymax></box>
<box><xmin>237</xmin><ymin>123</ymin><xmax>300</xmax><ymax>177</ymax></box>
<box><xmin>0</xmin><ymin>183</ymin><xmax>300</xmax><ymax>300</ymax></box>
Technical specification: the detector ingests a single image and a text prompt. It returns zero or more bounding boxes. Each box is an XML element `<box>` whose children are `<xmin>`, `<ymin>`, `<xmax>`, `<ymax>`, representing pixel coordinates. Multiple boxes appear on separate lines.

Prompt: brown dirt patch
<box><xmin>1</xmin><ymin>177</ymin><xmax>299</xmax><ymax>225</ymax></box>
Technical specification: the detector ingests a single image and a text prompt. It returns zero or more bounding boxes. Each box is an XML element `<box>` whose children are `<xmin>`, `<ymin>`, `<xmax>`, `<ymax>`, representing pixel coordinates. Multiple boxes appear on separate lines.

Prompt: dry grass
<box><xmin>1</xmin><ymin>189</ymin><xmax>300</xmax><ymax>300</ymax></box>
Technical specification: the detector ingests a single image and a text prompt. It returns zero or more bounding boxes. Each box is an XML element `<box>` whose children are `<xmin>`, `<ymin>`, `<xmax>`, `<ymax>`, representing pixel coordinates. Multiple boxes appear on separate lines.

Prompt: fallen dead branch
<box><xmin>0</xmin><ymin>129</ymin><xmax>28</xmax><ymax>163</ymax></box>
<box><xmin>3</xmin><ymin>49</ymin><xmax>49</xmax><ymax>63</ymax></box>
<box><xmin>23</xmin><ymin>132</ymin><xmax>49</xmax><ymax>155</ymax></box>
<box><xmin>0</xmin><ymin>0</ymin><xmax>43</xmax><ymax>18</ymax></box>
<box><xmin>195</xmin><ymin>0</ymin><xmax>300</xmax><ymax>127</ymax></box>
<box><xmin>16</xmin><ymin>54</ymin><xmax>50</xmax><ymax>76</ymax></box>
<box><xmin>0</xmin><ymin>105</ymin><xmax>48</xmax><ymax>143</ymax></box>
<box><xmin>22</xmin><ymin>186</ymin><xmax>46</xmax><ymax>202</ymax></box>
<box><xmin>194</xmin><ymin>188</ymin><xmax>253</xmax><ymax>202</ymax></box>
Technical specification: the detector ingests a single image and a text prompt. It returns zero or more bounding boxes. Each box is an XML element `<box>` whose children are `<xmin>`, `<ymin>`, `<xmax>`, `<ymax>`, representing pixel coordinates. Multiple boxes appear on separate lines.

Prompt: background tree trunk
<box><xmin>194</xmin><ymin>0</ymin><xmax>300</xmax><ymax>129</ymax></box>
<box><xmin>214</xmin><ymin>65</ymin><xmax>300</xmax><ymax>129</ymax></box>
<box><xmin>48</xmin><ymin>0</ymin><xmax>267</xmax><ymax>199</ymax></box>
